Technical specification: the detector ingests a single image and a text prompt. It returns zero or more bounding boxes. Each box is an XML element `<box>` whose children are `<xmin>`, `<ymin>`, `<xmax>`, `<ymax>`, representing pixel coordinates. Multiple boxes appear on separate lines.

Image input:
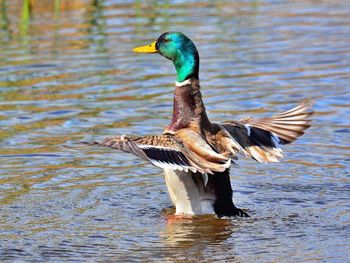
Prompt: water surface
<box><xmin>0</xmin><ymin>0</ymin><xmax>349</xmax><ymax>262</ymax></box>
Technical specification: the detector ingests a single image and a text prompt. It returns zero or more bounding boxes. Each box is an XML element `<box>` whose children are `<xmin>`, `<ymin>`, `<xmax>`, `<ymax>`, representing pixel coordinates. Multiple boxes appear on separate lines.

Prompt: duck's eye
<box><xmin>163</xmin><ymin>38</ymin><xmax>170</xmax><ymax>43</ymax></box>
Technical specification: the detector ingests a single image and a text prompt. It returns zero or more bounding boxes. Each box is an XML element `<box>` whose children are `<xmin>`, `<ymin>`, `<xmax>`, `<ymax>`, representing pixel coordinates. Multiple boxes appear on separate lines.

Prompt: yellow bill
<box><xmin>133</xmin><ymin>41</ymin><xmax>157</xmax><ymax>53</ymax></box>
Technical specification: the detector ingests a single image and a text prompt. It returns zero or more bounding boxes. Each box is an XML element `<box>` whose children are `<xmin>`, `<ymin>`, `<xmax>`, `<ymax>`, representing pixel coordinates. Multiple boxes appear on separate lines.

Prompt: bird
<box><xmin>88</xmin><ymin>32</ymin><xmax>313</xmax><ymax>218</ymax></box>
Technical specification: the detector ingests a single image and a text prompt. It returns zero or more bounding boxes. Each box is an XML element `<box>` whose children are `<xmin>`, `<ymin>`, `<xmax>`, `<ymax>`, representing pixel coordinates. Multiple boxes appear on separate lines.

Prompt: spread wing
<box><xmin>86</xmin><ymin>134</ymin><xmax>230</xmax><ymax>174</ymax></box>
<box><xmin>221</xmin><ymin>100</ymin><xmax>313</xmax><ymax>163</ymax></box>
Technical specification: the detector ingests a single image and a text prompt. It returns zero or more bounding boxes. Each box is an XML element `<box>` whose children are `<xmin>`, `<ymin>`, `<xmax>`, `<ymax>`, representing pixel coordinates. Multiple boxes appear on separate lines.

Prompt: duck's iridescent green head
<box><xmin>133</xmin><ymin>32</ymin><xmax>199</xmax><ymax>82</ymax></box>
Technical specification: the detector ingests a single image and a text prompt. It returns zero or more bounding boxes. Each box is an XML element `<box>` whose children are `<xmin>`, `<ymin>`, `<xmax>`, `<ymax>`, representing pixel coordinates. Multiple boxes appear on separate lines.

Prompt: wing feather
<box><xmin>248</xmin><ymin>100</ymin><xmax>313</xmax><ymax>144</ymax></box>
<box><xmin>86</xmin><ymin>134</ymin><xmax>229</xmax><ymax>173</ymax></box>
<box><xmin>221</xmin><ymin>100</ymin><xmax>313</xmax><ymax>163</ymax></box>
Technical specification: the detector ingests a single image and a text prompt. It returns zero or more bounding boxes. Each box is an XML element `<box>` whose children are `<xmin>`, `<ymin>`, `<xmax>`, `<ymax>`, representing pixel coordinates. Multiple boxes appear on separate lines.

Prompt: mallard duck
<box><xmin>90</xmin><ymin>32</ymin><xmax>313</xmax><ymax>218</ymax></box>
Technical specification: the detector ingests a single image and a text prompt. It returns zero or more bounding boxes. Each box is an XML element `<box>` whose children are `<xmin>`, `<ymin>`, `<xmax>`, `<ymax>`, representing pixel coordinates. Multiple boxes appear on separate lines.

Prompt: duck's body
<box><xmin>91</xmin><ymin>32</ymin><xmax>313</xmax><ymax>217</ymax></box>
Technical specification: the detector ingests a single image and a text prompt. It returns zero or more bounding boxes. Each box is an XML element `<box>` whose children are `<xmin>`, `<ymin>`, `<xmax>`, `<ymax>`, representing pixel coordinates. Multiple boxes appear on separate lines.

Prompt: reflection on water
<box><xmin>161</xmin><ymin>216</ymin><xmax>236</xmax><ymax>262</ymax></box>
<box><xmin>0</xmin><ymin>0</ymin><xmax>349</xmax><ymax>262</ymax></box>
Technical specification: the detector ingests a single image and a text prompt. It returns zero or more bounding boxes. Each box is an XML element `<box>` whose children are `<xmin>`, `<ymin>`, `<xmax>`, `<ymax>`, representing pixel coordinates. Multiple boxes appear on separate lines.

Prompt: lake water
<box><xmin>0</xmin><ymin>0</ymin><xmax>349</xmax><ymax>262</ymax></box>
